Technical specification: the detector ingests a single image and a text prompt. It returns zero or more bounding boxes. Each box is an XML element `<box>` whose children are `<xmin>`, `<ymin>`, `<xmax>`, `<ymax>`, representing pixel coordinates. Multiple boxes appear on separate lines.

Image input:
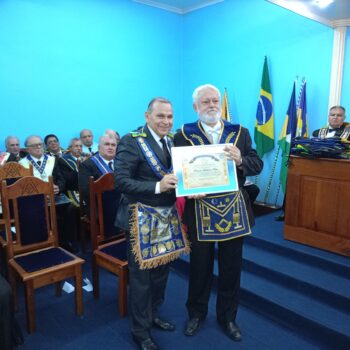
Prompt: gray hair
<box><xmin>24</xmin><ymin>135</ymin><xmax>42</xmax><ymax>147</ymax></box>
<box><xmin>5</xmin><ymin>135</ymin><xmax>20</xmax><ymax>147</ymax></box>
<box><xmin>68</xmin><ymin>137</ymin><xmax>82</xmax><ymax>148</ymax></box>
<box><xmin>329</xmin><ymin>105</ymin><xmax>346</xmax><ymax>115</ymax></box>
<box><xmin>192</xmin><ymin>84</ymin><xmax>221</xmax><ymax>104</ymax></box>
<box><xmin>99</xmin><ymin>134</ymin><xmax>116</xmax><ymax>145</ymax></box>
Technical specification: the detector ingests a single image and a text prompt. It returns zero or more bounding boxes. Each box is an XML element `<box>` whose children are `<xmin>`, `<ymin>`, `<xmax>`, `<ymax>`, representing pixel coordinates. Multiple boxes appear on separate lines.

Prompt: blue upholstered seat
<box><xmin>14</xmin><ymin>247</ymin><xmax>74</xmax><ymax>273</ymax></box>
<box><xmin>100</xmin><ymin>240</ymin><xmax>127</xmax><ymax>261</ymax></box>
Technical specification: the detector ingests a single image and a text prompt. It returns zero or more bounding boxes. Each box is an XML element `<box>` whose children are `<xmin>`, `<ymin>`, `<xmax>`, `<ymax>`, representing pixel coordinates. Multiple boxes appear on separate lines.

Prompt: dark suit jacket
<box><xmin>79</xmin><ymin>157</ymin><xmax>117</xmax><ymax>208</ymax></box>
<box><xmin>58</xmin><ymin>157</ymin><xmax>79</xmax><ymax>192</ymax></box>
<box><xmin>174</xmin><ymin>124</ymin><xmax>263</xmax><ymax>228</ymax></box>
<box><xmin>115</xmin><ymin>125</ymin><xmax>176</xmax><ymax>230</ymax></box>
<box><xmin>52</xmin><ymin>159</ymin><xmax>66</xmax><ymax>193</ymax></box>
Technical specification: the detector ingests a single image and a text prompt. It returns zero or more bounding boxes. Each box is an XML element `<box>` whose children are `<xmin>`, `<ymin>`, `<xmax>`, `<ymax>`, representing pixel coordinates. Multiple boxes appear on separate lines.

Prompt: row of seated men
<box><xmin>0</xmin><ymin>129</ymin><xmax>120</xmax><ymax>349</ymax></box>
<box><xmin>0</xmin><ymin>129</ymin><xmax>120</xmax><ymax>253</ymax></box>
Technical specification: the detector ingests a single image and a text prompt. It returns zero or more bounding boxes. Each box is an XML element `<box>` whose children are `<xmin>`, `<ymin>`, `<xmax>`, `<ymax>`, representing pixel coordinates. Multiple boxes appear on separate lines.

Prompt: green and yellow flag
<box><xmin>254</xmin><ymin>57</ymin><xmax>274</xmax><ymax>158</ymax></box>
<box><xmin>278</xmin><ymin>82</ymin><xmax>297</xmax><ymax>193</ymax></box>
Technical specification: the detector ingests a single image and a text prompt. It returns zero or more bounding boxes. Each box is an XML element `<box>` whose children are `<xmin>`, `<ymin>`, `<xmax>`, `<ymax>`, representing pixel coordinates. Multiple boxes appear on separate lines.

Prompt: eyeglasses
<box><xmin>27</xmin><ymin>143</ymin><xmax>43</xmax><ymax>148</ymax></box>
<box><xmin>329</xmin><ymin>114</ymin><xmax>344</xmax><ymax>118</ymax></box>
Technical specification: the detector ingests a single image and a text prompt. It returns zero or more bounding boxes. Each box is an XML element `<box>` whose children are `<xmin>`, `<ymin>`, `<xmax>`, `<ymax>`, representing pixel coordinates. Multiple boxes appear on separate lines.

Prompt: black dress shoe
<box><xmin>221</xmin><ymin>321</ymin><xmax>242</xmax><ymax>342</ymax></box>
<box><xmin>132</xmin><ymin>337</ymin><xmax>159</xmax><ymax>350</ymax></box>
<box><xmin>153</xmin><ymin>317</ymin><xmax>176</xmax><ymax>331</ymax></box>
<box><xmin>184</xmin><ymin>317</ymin><xmax>200</xmax><ymax>336</ymax></box>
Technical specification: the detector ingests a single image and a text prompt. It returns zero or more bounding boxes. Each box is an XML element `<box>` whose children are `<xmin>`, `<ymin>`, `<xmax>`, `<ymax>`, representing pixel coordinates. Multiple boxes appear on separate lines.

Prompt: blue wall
<box><xmin>0</xmin><ymin>0</ymin><xmax>347</xmax><ymax>205</ymax></box>
<box><xmin>0</xmin><ymin>0</ymin><xmax>183</xmax><ymax>148</ymax></box>
<box><xmin>182</xmin><ymin>0</ymin><xmax>334</xmax><ymax>205</ymax></box>
<box><xmin>342</xmin><ymin>28</ymin><xmax>350</xmax><ymax>109</ymax></box>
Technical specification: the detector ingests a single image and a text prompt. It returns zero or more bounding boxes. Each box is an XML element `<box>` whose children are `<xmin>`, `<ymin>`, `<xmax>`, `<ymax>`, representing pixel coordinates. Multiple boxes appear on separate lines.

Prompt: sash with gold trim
<box><xmin>90</xmin><ymin>153</ymin><xmax>113</xmax><ymax>174</ymax></box>
<box><xmin>317</xmin><ymin>125</ymin><xmax>350</xmax><ymax>140</ymax></box>
<box><xmin>128</xmin><ymin>130</ymin><xmax>188</xmax><ymax>269</ymax></box>
<box><xmin>182</xmin><ymin>120</ymin><xmax>241</xmax><ymax>146</ymax></box>
<box><xmin>182</xmin><ymin>120</ymin><xmax>251</xmax><ymax>241</ymax></box>
<box><xmin>135</xmin><ymin>136</ymin><xmax>173</xmax><ymax>178</ymax></box>
<box><xmin>61</xmin><ymin>154</ymin><xmax>80</xmax><ymax>207</ymax></box>
<box><xmin>130</xmin><ymin>203</ymin><xmax>189</xmax><ymax>269</ymax></box>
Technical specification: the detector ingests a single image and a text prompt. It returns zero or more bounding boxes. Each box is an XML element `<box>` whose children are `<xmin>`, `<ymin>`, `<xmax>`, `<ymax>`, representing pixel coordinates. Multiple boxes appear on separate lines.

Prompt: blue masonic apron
<box><xmin>129</xmin><ymin>130</ymin><xmax>190</xmax><ymax>269</ymax></box>
<box><xmin>182</xmin><ymin>120</ymin><xmax>251</xmax><ymax>241</ymax></box>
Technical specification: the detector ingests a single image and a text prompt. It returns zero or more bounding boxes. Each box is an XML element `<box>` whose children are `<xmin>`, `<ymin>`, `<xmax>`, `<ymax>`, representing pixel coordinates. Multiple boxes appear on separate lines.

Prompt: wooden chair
<box><xmin>0</xmin><ymin>162</ymin><xmax>33</xmax><ymax>275</ymax></box>
<box><xmin>78</xmin><ymin>185</ymin><xmax>90</xmax><ymax>253</ymax></box>
<box><xmin>89</xmin><ymin>173</ymin><xmax>128</xmax><ymax>316</ymax></box>
<box><xmin>1</xmin><ymin>176</ymin><xmax>84</xmax><ymax>333</ymax></box>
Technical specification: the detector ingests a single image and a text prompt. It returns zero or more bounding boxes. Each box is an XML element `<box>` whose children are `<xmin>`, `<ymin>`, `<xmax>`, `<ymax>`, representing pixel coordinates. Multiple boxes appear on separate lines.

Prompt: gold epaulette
<box><xmin>130</xmin><ymin>131</ymin><xmax>147</xmax><ymax>138</ymax></box>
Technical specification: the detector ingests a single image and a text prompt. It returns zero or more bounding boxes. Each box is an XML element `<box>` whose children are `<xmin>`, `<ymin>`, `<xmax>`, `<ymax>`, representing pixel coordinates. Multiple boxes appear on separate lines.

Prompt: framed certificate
<box><xmin>172</xmin><ymin>144</ymin><xmax>238</xmax><ymax>197</ymax></box>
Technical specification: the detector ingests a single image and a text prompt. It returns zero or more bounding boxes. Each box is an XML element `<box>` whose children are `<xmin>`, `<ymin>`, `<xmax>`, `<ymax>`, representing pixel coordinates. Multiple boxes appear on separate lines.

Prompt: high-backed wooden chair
<box><xmin>89</xmin><ymin>173</ymin><xmax>128</xmax><ymax>316</ymax></box>
<box><xmin>1</xmin><ymin>176</ymin><xmax>84</xmax><ymax>333</ymax></box>
<box><xmin>78</xmin><ymin>185</ymin><xmax>90</xmax><ymax>253</ymax></box>
<box><xmin>0</xmin><ymin>162</ymin><xmax>33</xmax><ymax>274</ymax></box>
<box><xmin>0</xmin><ymin>161</ymin><xmax>33</xmax><ymax>229</ymax></box>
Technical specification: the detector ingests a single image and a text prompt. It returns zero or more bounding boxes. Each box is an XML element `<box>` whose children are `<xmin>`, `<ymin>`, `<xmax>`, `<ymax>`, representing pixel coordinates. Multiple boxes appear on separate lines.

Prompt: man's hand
<box><xmin>159</xmin><ymin>174</ymin><xmax>178</xmax><ymax>193</ymax></box>
<box><xmin>53</xmin><ymin>184</ymin><xmax>60</xmax><ymax>194</ymax></box>
<box><xmin>224</xmin><ymin>144</ymin><xmax>242</xmax><ymax>166</ymax></box>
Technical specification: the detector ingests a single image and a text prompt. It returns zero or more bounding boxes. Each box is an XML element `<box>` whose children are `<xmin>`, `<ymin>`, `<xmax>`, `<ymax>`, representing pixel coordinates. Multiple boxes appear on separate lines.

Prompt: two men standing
<box><xmin>115</xmin><ymin>86</ymin><xmax>262</xmax><ymax>350</ymax></box>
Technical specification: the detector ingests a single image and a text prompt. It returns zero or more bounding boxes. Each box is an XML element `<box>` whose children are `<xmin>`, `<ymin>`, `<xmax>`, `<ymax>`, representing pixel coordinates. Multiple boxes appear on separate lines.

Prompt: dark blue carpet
<box><xmin>14</xmin><ymin>210</ymin><xmax>349</xmax><ymax>349</ymax></box>
<box><xmin>14</xmin><ymin>262</ymin><xmax>319</xmax><ymax>350</ymax></box>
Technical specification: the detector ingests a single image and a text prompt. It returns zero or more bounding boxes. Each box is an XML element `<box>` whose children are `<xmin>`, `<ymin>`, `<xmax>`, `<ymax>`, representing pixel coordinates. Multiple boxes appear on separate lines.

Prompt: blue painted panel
<box><xmin>0</xmin><ymin>0</ymin><xmax>182</xmax><ymax>149</ymax></box>
<box><xmin>182</xmin><ymin>0</ymin><xmax>334</xmax><ymax>205</ymax></box>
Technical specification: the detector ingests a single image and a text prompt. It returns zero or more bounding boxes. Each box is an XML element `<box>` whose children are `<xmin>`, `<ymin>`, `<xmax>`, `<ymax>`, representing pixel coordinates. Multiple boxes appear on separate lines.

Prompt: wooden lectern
<box><xmin>284</xmin><ymin>156</ymin><xmax>350</xmax><ymax>257</ymax></box>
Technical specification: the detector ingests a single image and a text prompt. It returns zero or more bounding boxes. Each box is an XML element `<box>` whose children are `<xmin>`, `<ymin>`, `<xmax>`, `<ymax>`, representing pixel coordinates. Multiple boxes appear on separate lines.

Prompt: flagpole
<box><xmin>263</xmin><ymin>144</ymin><xmax>281</xmax><ymax>204</ymax></box>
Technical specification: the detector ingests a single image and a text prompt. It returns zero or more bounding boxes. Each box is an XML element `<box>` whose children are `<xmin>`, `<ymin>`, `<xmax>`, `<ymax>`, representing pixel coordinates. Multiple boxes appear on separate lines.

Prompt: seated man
<box><xmin>79</xmin><ymin>134</ymin><xmax>118</xmax><ymax>212</ymax></box>
<box><xmin>4</xmin><ymin>136</ymin><xmax>26</xmax><ymax>162</ymax></box>
<box><xmin>105</xmin><ymin>129</ymin><xmax>121</xmax><ymax>145</ymax></box>
<box><xmin>19</xmin><ymin>136</ymin><xmax>78</xmax><ymax>252</ymax></box>
<box><xmin>59</xmin><ymin>138</ymin><xmax>85</xmax><ymax>207</ymax></box>
<box><xmin>80</xmin><ymin>129</ymin><xmax>98</xmax><ymax>155</ymax></box>
<box><xmin>312</xmin><ymin>105</ymin><xmax>350</xmax><ymax>140</ymax></box>
<box><xmin>44</xmin><ymin>134</ymin><xmax>65</xmax><ymax>158</ymax></box>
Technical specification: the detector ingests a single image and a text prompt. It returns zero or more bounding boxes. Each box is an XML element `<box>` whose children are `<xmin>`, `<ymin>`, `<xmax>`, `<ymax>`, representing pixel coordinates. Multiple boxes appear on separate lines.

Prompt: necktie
<box><xmin>37</xmin><ymin>160</ymin><xmax>42</xmax><ymax>166</ymax></box>
<box><xmin>88</xmin><ymin>147</ymin><xmax>92</xmax><ymax>154</ymax></box>
<box><xmin>160</xmin><ymin>138</ymin><xmax>171</xmax><ymax>168</ymax></box>
<box><xmin>207</xmin><ymin>125</ymin><xmax>221</xmax><ymax>144</ymax></box>
<box><xmin>108</xmin><ymin>161</ymin><xmax>114</xmax><ymax>171</ymax></box>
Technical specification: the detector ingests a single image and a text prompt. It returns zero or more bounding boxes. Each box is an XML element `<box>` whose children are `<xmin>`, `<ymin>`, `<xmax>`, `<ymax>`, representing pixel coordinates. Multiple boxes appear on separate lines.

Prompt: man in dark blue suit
<box><xmin>79</xmin><ymin>134</ymin><xmax>118</xmax><ymax>211</ymax></box>
<box><xmin>115</xmin><ymin>97</ymin><xmax>187</xmax><ymax>350</ymax></box>
<box><xmin>174</xmin><ymin>84</ymin><xmax>263</xmax><ymax>343</ymax></box>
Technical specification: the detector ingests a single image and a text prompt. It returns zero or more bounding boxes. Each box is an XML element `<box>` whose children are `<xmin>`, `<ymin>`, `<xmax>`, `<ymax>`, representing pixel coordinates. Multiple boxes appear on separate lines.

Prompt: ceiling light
<box><xmin>312</xmin><ymin>0</ymin><xmax>334</xmax><ymax>9</ymax></box>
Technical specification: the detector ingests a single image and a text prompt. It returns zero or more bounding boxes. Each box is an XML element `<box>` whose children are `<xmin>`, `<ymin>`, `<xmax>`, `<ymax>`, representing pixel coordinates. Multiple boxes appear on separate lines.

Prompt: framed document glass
<box><xmin>172</xmin><ymin>144</ymin><xmax>238</xmax><ymax>197</ymax></box>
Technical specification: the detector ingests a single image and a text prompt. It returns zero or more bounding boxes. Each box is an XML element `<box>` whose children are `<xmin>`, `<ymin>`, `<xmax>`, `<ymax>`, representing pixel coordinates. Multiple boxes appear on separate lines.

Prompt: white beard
<box><xmin>199</xmin><ymin>111</ymin><xmax>221</xmax><ymax>125</ymax></box>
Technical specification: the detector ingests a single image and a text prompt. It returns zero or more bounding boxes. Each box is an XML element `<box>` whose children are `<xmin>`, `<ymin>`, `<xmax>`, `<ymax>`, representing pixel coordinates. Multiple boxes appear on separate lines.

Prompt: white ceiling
<box><xmin>132</xmin><ymin>0</ymin><xmax>350</xmax><ymax>27</ymax></box>
<box><xmin>132</xmin><ymin>0</ymin><xmax>223</xmax><ymax>14</ymax></box>
<box><xmin>267</xmin><ymin>0</ymin><xmax>350</xmax><ymax>27</ymax></box>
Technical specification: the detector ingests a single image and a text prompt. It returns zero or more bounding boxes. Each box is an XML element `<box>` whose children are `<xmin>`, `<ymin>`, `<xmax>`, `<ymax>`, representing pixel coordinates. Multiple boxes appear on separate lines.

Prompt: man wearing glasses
<box><xmin>312</xmin><ymin>106</ymin><xmax>350</xmax><ymax>140</ymax></box>
<box><xmin>19</xmin><ymin>136</ymin><xmax>78</xmax><ymax>252</ymax></box>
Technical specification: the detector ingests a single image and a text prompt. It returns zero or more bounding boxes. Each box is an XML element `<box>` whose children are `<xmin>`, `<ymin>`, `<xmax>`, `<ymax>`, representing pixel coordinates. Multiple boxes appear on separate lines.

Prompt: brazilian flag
<box><xmin>254</xmin><ymin>57</ymin><xmax>274</xmax><ymax>158</ymax></box>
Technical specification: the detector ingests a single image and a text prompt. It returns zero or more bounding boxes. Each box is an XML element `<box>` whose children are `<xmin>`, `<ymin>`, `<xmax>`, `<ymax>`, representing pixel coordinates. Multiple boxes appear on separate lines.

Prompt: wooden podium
<box><xmin>284</xmin><ymin>156</ymin><xmax>350</xmax><ymax>257</ymax></box>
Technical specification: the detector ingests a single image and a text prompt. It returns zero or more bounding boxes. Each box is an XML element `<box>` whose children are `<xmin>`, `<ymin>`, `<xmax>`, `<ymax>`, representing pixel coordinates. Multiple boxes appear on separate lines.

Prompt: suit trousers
<box><xmin>126</xmin><ymin>232</ymin><xmax>170</xmax><ymax>341</ymax></box>
<box><xmin>186</xmin><ymin>233</ymin><xmax>243</xmax><ymax>325</ymax></box>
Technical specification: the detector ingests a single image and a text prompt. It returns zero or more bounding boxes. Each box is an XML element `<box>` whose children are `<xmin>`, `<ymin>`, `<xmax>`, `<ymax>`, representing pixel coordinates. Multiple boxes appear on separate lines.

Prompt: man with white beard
<box><xmin>174</xmin><ymin>84</ymin><xmax>263</xmax><ymax>343</ymax></box>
